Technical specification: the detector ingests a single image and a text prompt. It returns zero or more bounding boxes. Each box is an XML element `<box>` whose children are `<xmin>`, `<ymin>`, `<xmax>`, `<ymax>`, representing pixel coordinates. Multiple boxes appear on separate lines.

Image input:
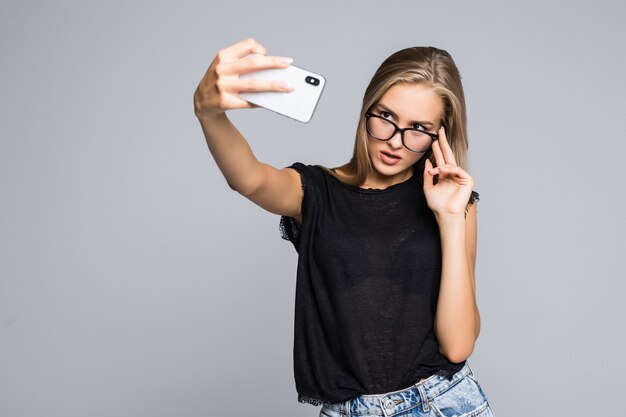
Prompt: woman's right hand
<box><xmin>193</xmin><ymin>37</ymin><xmax>294</xmax><ymax>120</ymax></box>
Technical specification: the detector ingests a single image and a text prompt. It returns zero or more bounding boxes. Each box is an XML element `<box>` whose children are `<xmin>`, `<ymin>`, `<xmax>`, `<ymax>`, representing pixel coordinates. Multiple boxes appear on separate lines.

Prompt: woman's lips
<box><xmin>380</xmin><ymin>150</ymin><xmax>401</xmax><ymax>165</ymax></box>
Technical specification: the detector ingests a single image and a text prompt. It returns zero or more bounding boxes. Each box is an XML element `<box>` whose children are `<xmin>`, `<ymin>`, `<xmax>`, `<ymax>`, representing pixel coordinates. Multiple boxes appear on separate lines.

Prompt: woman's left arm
<box><xmin>423</xmin><ymin>126</ymin><xmax>480</xmax><ymax>364</ymax></box>
<box><xmin>433</xmin><ymin>203</ymin><xmax>480</xmax><ymax>364</ymax></box>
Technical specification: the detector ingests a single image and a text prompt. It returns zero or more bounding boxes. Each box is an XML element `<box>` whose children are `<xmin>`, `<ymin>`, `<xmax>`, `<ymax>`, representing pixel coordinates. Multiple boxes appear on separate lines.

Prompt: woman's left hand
<box><xmin>423</xmin><ymin>126</ymin><xmax>475</xmax><ymax>218</ymax></box>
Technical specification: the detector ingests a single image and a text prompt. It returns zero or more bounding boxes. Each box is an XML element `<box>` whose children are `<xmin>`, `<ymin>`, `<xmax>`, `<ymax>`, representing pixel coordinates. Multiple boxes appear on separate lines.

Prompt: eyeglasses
<box><xmin>364</xmin><ymin>111</ymin><xmax>439</xmax><ymax>153</ymax></box>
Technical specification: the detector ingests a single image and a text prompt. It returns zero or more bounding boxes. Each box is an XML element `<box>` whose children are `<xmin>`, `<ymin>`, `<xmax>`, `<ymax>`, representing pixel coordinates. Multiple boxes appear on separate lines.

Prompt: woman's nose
<box><xmin>388</xmin><ymin>131</ymin><xmax>404</xmax><ymax>149</ymax></box>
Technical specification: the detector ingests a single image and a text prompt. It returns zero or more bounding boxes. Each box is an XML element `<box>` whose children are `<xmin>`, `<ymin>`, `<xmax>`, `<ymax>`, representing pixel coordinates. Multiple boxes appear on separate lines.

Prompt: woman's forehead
<box><xmin>376</xmin><ymin>84</ymin><xmax>443</xmax><ymax>125</ymax></box>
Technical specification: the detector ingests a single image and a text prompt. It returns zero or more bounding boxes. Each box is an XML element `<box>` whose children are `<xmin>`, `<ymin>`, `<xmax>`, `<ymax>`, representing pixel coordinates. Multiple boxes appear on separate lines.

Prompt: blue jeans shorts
<box><xmin>319</xmin><ymin>362</ymin><xmax>495</xmax><ymax>417</ymax></box>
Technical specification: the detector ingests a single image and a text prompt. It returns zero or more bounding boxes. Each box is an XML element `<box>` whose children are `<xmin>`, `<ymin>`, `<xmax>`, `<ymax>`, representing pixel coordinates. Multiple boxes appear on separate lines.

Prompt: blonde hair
<box><xmin>317</xmin><ymin>46</ymin><xmax>470</xmax><ymax>187</ymax></box>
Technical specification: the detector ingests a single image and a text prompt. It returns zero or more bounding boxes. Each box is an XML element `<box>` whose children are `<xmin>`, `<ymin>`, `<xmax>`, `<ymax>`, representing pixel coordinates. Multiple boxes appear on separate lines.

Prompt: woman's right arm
<box><xmin>193</xmin><ymin>37</ymin><xmax>303</xmax><ymax>223</ymax></box>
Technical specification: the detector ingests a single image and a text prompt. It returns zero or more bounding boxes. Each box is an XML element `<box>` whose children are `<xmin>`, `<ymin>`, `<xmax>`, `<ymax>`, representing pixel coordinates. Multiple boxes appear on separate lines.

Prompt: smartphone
<box><xmin>238</xmin><ymin>58</ymin><xmax>326</xmax><ymax>123</ymax></box>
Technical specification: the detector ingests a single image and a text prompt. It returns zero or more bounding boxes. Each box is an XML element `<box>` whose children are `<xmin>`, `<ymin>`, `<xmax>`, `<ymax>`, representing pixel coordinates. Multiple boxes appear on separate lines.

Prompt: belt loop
<box><xmin>416</xmin><ymin>383</ymin><xmax>430</xmax><ymax>413</ymax></box>
<box><xmin>344</xmin><ymin>399</ymin><xmax>351</xmax><ymax>417</ymax></box>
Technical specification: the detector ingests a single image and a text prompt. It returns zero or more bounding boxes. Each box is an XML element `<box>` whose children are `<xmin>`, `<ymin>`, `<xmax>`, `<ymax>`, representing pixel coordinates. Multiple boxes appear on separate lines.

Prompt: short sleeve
<box><xmin>464</xmin><ymin>190</ymin><xmax>480</xmax><ymax>217</ymax></box>
<box><xmin>278</xmin><ymin>162</ymin><xmax>314</xmax><ymax>252</ymax></box>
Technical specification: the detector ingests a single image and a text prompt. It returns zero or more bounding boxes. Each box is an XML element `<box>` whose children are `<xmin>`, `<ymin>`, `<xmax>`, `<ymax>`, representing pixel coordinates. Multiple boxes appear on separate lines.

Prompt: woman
<box><xmin>194</xmin><ymin>37</ymin><xmax>495</xmax><ymax>417</ymax></box>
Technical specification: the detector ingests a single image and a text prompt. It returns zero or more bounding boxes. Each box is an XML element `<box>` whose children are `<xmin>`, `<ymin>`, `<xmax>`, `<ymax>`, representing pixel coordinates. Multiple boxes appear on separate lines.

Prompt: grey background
<box><xmin>1</xmin><ymin>1</ymin><xmax>625</xmax><ymax>416</ymax></box>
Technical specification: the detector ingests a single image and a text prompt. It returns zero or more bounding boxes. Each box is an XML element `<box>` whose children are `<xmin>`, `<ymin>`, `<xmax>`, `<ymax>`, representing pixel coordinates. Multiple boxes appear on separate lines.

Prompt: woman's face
<box><xmin>364</xmin><ymin>83</ymin><xmax>444</xmax><ymax>189</ymax></box>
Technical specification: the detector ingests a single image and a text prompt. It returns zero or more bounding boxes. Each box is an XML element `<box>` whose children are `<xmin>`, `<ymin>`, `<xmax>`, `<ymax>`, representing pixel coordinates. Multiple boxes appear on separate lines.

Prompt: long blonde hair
<box><xmin>317</xmin><ymin>46</ymin><xmax>470</xmax><ymax>187</ymax></box>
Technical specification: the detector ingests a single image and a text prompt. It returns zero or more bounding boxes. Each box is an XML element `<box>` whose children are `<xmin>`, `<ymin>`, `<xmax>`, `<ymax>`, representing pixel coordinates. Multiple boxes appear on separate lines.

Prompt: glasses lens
<box><xmin>404</xmin><ymin>130</ymin><xmax>432</xmax><ymax>152</ymax></box>
<box><xmin>367</xmin><ymin>116</ymin><xmax>395</xmax><ymax>140</ymax></box>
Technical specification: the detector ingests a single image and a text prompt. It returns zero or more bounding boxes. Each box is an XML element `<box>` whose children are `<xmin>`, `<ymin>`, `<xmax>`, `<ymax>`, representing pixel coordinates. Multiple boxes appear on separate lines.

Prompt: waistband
<box><xmin>322</xmin><ymin>362</ymin><xmax>474</xmax><ymax>416</ymax></box>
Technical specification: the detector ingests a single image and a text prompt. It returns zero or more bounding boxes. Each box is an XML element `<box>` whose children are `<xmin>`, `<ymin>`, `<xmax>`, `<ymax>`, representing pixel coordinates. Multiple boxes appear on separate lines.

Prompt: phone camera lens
<box><xmin>305</xmin><ymin>76</ymin><xmax>320</xmax><ymax>86</ymax></box>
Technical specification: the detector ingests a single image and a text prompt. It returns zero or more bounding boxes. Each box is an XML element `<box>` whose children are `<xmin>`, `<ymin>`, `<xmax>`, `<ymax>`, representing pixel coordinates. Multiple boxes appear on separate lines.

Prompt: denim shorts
<box><xmin>319</xmin><ymin>362</ymin><xmax>494</xmax><ymax>417</ymax></box>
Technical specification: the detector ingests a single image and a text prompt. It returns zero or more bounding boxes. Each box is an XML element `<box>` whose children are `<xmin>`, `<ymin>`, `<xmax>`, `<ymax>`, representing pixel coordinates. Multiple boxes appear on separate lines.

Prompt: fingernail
<box><xmin>279</xmin><ymin>82</ymin><xmax>294</xmax><ymax>90</ymax></box>
<box><xmin>280</xmin><ymin>57</ymin><xmax>294</xmax><ymax>64</ymax></box>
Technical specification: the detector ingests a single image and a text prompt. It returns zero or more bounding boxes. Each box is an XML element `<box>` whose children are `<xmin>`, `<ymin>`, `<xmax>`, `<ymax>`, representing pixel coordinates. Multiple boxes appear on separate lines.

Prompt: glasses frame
<box><xmin>364</xmin><ymin>111</ymin><xmax>439</xmax><ymax>153</ymax></box>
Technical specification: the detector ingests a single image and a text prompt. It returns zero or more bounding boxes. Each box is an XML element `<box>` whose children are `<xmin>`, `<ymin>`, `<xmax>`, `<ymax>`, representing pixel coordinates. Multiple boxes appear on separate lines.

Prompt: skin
<box><xmin>194</xmin><ymin>37</ymin><xmax>479</xmax><ymax>365</ymax></box>
<box><xmin>428</xmin><ymin>126</ymin><xmax>480</xmax><ymax>363</ymax></box>
<box><xmin>341</xmin><ymin>83</ymin><xmax>480</xmax><ymax>362</ymax></box>
<box><xmin>357</xmin><ymin>83</ymin><xmax>443</xmax><ymax>190</ymax></box>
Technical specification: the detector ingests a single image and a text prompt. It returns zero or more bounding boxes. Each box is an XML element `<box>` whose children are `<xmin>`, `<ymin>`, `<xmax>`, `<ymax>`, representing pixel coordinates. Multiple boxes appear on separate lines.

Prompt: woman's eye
<box><xmin>379</xmin><ymin>111</ymin><xmax>423</xmax><ymax>130</ymax></box>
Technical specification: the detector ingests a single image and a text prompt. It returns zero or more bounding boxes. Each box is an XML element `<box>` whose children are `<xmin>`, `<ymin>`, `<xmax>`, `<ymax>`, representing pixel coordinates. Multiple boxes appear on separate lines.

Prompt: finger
<box><xmin>431</xmin><ymin>137</ymin><xmax>446</xmax><ymax>168</ymax></box>
<box><xmin>227</xmin><ymin>77</ymin><xmax>295</xmax><ymax>93</ymax></box>
<box><xmin>423</xmin><ymin>158</ymin><xmax>435</xmax><ymax>189</ymax></box>
<box><xmin>219</xmin><ymin>37</ymin><xmax>267</xmax><ymax>60</ymax></box>
<box><xmin>241</xmin><ymin>100</ymin><xmax>260</xmax><ymax>109</ymax></box>
<box><xmin>436</xmin><ymin>165</ymin><xmax>471</xmax><ymax>180</ymax></box>
<box><xmin>225</xmin><ymin>94</ymin><xmax>265</xmax><ymax>110</ymax></box>
<box><xmin>425</xmin><ymin>158</ymin><xmax>435</xmax><ymax>173</ymax></box>
<box><xmin>223</xmin><ymin>54</ymin><xmax>293</xmax><ymax>76</ymax></box>
<box><xmin>437</xmin><ymin>126</ymin><xmax>457</xmax><ymax>166</ymax></box>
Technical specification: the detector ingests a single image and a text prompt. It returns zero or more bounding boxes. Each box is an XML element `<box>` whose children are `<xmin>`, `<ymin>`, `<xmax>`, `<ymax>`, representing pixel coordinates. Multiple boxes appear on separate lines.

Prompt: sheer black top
<box><xmin>279</xmin><ymin>162</ymin><xmax>480</xmax><ymax>406</ymax></box>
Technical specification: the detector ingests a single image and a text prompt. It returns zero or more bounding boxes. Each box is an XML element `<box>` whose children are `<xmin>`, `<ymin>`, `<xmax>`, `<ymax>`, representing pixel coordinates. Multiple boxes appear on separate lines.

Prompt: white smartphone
<box><xmin>238</xmin><ymin>56</ymin><xmax>326</xmax><ymax>123</ymax></box>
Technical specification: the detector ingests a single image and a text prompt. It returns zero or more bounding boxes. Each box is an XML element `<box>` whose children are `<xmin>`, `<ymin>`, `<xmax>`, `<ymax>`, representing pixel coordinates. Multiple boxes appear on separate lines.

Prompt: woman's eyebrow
<box><xmin>375</xmin><ymin>103</ymin><xmax>434</xmax><ymax>128</ymax></box>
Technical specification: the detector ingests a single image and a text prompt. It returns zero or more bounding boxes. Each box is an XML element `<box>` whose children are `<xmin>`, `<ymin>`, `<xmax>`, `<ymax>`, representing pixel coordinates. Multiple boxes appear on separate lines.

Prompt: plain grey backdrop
<box><xmin>2</xmin><ymin>1</ymin><xmax>625</xmax><ymax>416</ymax></box>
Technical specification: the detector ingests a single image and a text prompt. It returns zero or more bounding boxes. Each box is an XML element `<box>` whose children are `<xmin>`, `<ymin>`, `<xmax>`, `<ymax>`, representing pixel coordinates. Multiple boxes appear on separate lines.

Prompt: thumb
<box><xmin>423</xmin><ymin>158</ymin><xmax>434</xmax><ymax>189</ymax></box>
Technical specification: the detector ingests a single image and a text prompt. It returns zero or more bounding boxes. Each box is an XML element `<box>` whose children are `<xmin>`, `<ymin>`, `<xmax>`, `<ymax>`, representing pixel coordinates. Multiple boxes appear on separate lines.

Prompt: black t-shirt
<box><xmin>279</xmin><ymin>162</ymin><xmax>480</xmax><ymax>406</ymax></box>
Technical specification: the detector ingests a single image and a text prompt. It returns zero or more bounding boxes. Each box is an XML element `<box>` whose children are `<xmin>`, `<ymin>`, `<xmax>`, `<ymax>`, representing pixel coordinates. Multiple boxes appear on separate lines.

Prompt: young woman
<box><xmin>194</xmin><ymin>37</ymin><xmax>495</xmax><ymax>417</ymax></box>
